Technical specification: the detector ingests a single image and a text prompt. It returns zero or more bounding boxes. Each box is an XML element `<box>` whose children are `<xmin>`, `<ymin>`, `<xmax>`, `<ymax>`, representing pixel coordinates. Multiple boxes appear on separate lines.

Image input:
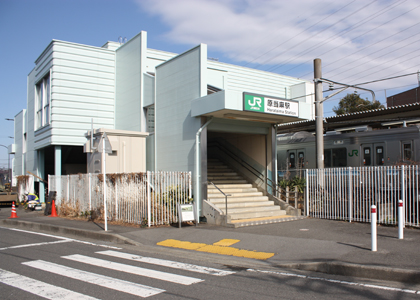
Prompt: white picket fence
<box><xmin>48</xmin><ymin>171</ymin><xmax>192</xmax><ymax>226</ymax></box>
<box><xmin>306</xmin><ymin>165</ymin><xmax>420</xmax><ymax>227</ymax></box>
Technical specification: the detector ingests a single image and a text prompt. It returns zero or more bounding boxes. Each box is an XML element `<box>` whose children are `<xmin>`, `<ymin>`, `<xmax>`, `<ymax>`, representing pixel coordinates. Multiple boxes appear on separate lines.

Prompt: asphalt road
<box><xmin>0</xmin><ymin>226</ymin><xmax>419</xmax><ymax>299</ymax></box>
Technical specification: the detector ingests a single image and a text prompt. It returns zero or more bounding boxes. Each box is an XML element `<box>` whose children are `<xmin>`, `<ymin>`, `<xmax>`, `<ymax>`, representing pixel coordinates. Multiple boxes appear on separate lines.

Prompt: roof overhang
<box><xmin>191</xmin><ymin>90</ymin><xmax>306</xmax><ymax>124</ymax></box>
<box><xmin>276</xmin><ymin>102</ymin><xmax>420</xmax><ymax>133</ymax></box>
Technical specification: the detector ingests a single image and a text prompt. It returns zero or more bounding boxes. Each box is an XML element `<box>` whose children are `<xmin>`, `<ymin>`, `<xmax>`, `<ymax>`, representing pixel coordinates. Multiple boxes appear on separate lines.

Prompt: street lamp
<box><xmin>0</xmin><ymin>144</ymin><xmax>10</xmax><ymax>184</ymax></box>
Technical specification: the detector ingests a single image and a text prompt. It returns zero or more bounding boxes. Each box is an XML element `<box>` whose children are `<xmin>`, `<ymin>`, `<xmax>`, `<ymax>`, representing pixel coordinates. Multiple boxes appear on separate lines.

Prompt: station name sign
<box><xmin>243</xmin><ymin>93</ymin><xmax>299</xmax><ymax>117</ymax></box>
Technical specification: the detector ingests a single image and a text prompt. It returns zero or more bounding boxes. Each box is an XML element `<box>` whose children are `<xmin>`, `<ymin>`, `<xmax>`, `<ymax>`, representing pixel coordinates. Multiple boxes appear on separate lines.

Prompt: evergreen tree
<box><xmin>332</xmin><ymin>93</ymin><xmax>384</xmax><ymax>115</ymax></box>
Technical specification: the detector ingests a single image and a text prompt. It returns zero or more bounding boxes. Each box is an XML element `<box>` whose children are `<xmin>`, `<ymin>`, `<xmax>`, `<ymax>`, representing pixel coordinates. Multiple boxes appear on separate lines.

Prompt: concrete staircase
<box><xmin>207</xmin><ymin>159</ymin><xmax>286</xmax><ymax>221</ymax></box>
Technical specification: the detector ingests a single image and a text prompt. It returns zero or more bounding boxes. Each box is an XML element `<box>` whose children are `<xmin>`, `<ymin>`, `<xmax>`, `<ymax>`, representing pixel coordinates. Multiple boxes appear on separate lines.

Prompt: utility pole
<box><xmin>314</xmin><ymin>59</ymin><xmax>324</xmax><ymax>169</ymax></box>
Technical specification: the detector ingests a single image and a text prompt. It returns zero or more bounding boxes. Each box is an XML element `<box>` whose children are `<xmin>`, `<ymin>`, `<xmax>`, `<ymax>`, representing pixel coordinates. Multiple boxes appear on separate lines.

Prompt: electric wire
<box><xmin>273</xmin><ymin>0</ymin><xmax>414</xmax><ymax>74</ymax></box>
<box><xmin>242</xmin><ymin>0</ymin><xmax>357</xmax><ymax>69</ymax></box>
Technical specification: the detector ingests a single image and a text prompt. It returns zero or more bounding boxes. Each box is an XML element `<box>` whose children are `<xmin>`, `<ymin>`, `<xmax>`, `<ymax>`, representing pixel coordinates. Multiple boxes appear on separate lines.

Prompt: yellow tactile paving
<box><xmin>157</xmin><ymin>239</ymin><xmax>275</xmax><ymax>260</ymax></box>
<box><xmin>230</xmin><ymin>215</ymin><xmax>295</xmax><ymax>223</ymax></box>
<box><xmin>213</xmin><ymin>239</ymin><xmax>240</xmax><ymax>247</ymax></box>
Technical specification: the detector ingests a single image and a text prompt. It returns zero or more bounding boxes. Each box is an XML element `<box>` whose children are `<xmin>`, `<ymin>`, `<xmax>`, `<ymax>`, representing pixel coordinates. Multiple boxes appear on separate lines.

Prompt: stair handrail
<box><xmin>208</xmin><ymin>139</ymin><xmax>277</xmax><ymax>193</ymax></box>
<box><xmin>207</xmin><ymin>181</ymin><xmax>231</xmax><ymax>216</ymax></box>
<box><xmin>208</xmin><ymin>139</ymin><xmax>303</xmax><ymax>212</ymax></box>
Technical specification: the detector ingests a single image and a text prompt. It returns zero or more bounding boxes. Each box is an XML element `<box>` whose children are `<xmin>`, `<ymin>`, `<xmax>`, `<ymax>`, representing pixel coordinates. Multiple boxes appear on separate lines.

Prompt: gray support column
<box><xmin>55</xmin><ymin>146</ymin><xmax>62</xmax><ymax>200</ymax></box>
<box><xmin>314</xmin><ymin>58</ymin><xmax>324</xmax><ymax>169</ymax></box>
<box><xmin>38</xmin><ymin>150</ymin><xmax>45</xmax><ymax>203</ymax></box>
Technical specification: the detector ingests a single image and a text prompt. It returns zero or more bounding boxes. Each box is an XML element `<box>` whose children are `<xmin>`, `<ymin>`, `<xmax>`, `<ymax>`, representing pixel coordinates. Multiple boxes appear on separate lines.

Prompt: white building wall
<box><xmin>207</xmin><ymin>61</ymin><xmax>312</xmax><ymax>100</ymax></box>
<box><xmin>26</xmin><ymin>69</ymin><xmax>37</xmax><ymax>175</ymax></box>
<box><xmin>155</xmin><ymin>45</ymin><xmax>207</xmax><ymax>172</ymax></box>
<box><xmin>13</xmin><ymin>110</ymin><xmax>26</xmax><ymax>176</ymax></box>
<box><xmin>115</xmin><ymin>33</ymin><xmax>144</xmax><ymax>131</ymax></box>
<box><xmin>32</xmin><ymin>40</ymin><xmax>116</xmax><ymax>149</ymax></box>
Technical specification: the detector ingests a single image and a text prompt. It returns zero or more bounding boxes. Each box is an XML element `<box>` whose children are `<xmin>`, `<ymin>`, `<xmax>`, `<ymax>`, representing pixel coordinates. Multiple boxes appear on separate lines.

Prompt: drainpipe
<box><xmin>195</xmin><ymin>118</ymin><xmax>213</xmax><ymax>221</ymax></box>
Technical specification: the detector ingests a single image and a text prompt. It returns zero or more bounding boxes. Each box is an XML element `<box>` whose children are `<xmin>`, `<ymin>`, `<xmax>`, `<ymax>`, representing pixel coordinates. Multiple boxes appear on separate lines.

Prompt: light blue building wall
<box><xmin>155</xmin><ymin>45</ymin><xmax>207</xmax><ymax>172</ymax></box>
<box><xmin>13</xmin><ymin>30</ymin><xmax>314</xmax><ymax>209</ymax></box>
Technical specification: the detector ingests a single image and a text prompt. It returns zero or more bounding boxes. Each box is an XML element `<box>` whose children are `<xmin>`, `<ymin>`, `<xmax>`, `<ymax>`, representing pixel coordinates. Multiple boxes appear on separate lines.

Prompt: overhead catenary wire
<box><xmin>267</xmin><ymin>0</ymin><xmax>403</xmax><ymax>73</ymax></box>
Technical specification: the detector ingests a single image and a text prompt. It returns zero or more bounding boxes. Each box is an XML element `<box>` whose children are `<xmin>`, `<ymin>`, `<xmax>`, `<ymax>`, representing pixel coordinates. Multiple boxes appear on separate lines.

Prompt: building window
<box><xmin>35</xmin><ymin>73</ymin><xmax>51</xmax><ymax>129</ymax></box>
<box><xmin>403</xmin><ymin>142</ymin><xmax>412</xmax><ymax>161</ymax></box>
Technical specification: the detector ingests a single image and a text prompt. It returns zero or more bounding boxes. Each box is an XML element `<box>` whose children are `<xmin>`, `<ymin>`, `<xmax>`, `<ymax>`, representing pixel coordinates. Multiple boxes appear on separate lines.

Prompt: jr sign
<box><xmin>244</xmin><ymin>93</ymin><xmax>299</xmax><ymax>117</ymax></box>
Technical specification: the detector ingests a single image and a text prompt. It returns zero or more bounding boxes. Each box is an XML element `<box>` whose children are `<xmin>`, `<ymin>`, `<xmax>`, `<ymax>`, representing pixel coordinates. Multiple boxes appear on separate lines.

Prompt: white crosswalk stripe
<box><xmin>0</xmin><ymin>268</ymin><xmax>99</xmax><ymax>300</ymax></box>
<box><xmin>63</xmin><ymin>254</ymin><xmax>203</xmax><ymax>285</ymax></box>
<box><xmin>3</xmin><ymin>250</ymin><xmax>234</xmax><ymax>298</ymax></box>
<box><xmin>22</xmin><ymin>260</ymin><xmax>165</xmax><ymax>298</ymax></box>
<box><xmin>97</xmin><ymin>250</ymin><xmax>235</xmax><ymax>276</ymax></box>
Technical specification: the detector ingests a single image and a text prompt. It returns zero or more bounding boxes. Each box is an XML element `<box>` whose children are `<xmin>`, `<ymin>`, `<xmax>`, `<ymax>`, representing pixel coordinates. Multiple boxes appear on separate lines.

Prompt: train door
<box><xmin>361</xmin><ymin>143</ymin><xmax>385</xmax><ymax>166</ymax></box>
<box><xmin>402</xmin><ymin>140</ymin><xmax>413</xmax><ymax>162</ymax></box>
<box><xmin>361</xmin><ymin>144</ymin><xmax>372</xmax><ymax>166</ymax></box>
<box><xmin>375</xmin><ymin>143</ymin><xmax>385</xmax><ymax>166</ymax></box>
<box><xmin>287</xmin><ymin>149</ymin><xmax>305</xmax><ymax>169</ymax></box>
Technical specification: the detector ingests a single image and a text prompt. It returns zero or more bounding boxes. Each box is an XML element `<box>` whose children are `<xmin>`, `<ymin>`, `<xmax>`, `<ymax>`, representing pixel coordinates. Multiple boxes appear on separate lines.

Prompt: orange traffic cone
<box><xmin>50</xmin><ymin>199</ymin><xmax>58</xmax><ymax>217</ymax></box>
<box><xmin>9</xmin><ymin>202</ymin><xmax>19</xmax><ymax>218</ymax></box>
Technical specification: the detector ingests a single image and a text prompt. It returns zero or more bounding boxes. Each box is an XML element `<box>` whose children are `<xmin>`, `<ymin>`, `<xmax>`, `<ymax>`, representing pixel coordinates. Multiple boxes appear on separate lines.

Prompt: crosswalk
<box><xmin>0</xmin><ymin>250</ymin><xmax>235</xmax><ymax>299</ymax></box>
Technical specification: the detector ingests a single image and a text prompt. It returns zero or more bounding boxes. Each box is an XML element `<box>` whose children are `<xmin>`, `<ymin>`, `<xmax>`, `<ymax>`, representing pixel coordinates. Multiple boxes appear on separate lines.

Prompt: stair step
<box><xmin>208</xmin><ymin>183</ymin><xmax>253</xmax><ymax>189</ymax></box>
<box><xmin>208</xmin><ymin>192</ymin><xmax>264</xmax><ymax>198</ymax></box>
<box><xmin>208</xmin><ymin>187</ymin><xmax>258</xmax><ymax>194</ymax></box>
<box><xmin>211</xmin><ymin>180</ymin><xmax>249</xmax><ymax>184</ymax></box>
<box><xmin>208</xmin><ymin>176</ymin><xmax>244</xmax><ymax>181</ymax></box>
<box><xmin>228</xmin><ymin>209</ymin><xmax>286</xmax><ymax>220</ymax></box>
<box><xmin>209</xmin><ymin>197</ymin><xmax>269</xmax><ymax>204</ymax></box>
<box><xmin>212</xmin><ymin>201</ymin><xmax>275</xmax><ymax>209</ymax></box>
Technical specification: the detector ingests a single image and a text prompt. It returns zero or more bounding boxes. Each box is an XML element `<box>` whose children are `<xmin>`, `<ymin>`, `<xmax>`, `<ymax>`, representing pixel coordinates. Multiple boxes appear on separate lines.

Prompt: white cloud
<box><xmin>137</xmin><ymin>0</ymin><xmax>420</xmax><ymax>104</ymax></box>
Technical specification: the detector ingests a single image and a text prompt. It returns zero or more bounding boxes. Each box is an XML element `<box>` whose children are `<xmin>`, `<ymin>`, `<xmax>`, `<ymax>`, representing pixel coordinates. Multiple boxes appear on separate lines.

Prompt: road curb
<box><xmin>276</xmin><ymin>261</ymin><xmax>420</xmax><ymax>284</ymax></box>
<box><xmin>2</xmin><ymin>218</ymin><xmax>419</xmax><ymax>285</ymax></box>
<box><xmin>0</xmin><ymin>219</ymin><xmax>142</xmax><ymax>247</ymax></box>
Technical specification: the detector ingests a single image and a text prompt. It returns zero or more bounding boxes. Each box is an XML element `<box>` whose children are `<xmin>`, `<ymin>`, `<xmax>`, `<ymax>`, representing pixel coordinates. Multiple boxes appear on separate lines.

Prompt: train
<box><xmin>277</xmin><ymin>125</ymin><xmax>420</xmax><ymax>171</ymax></box>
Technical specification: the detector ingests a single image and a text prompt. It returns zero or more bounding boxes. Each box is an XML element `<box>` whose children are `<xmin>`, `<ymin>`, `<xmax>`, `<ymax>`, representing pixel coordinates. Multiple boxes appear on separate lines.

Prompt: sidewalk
<box><xmin>1</xmin><ymin>205</ymin><xmax>419</xmax><ymax>284</ymax></box>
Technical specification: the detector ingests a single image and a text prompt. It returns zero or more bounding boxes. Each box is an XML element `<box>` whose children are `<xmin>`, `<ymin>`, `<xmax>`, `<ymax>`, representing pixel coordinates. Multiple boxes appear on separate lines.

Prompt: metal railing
<box><xmin>207</xmin><ymin>181</ymin><xmax>230</xmax><ymax>215</ymax></box>
<box><xmin>306</xmin><ymin>165</ymin><xmax>420</xmax><ymax>227</ymax></box>
<box><xmin>48</xmin><ymin>171</ymin><xmax>192</xmax><ymax>226</ymax></box>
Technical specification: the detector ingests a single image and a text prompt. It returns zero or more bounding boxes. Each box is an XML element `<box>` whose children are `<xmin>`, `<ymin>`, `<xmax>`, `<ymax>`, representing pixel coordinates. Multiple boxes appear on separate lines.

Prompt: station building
<box><xmin>11</xmin><ymin>31</ymin><xmax>314</xmax><ymax>219</ymax></box>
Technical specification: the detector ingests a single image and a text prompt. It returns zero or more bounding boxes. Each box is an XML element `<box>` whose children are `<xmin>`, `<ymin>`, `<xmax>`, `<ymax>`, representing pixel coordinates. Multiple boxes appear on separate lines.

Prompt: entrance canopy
<box><xmin>191</xmin><ymin>91</ymin><xmax>313</xmax><ymax>124</ymax></box>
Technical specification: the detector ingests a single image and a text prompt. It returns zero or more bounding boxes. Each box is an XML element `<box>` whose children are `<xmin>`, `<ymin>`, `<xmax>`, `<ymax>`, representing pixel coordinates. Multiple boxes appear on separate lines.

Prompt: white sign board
<box><xmin>97</xmin><ymin>132</ymin><xmax>113</xmax><ymax>154</ymax></box>
<box><xmin>178</xmin><ymin>203</ymin><xmax>197</xmax><ymax>228</ymax></box>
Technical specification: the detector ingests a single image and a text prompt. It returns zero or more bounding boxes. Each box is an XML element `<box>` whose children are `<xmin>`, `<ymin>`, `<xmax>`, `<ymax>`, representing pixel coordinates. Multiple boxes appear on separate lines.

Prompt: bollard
<box><xmin>398</xmin><ymin>200</ymin><xmax>404</xmax><ymax>239</ymax></box>
<box><xmin>371</xmin><ymin>205</ymin><xmax>377</xmax><ymax>252</ymax></box>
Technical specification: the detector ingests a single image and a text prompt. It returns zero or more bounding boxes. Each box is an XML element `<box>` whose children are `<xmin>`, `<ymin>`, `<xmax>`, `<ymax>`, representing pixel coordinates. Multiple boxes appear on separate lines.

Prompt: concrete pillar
<box><xmin>55</xmin><ymin>146</ymin><xmax>62</xmax><ymax>200</ymax></box>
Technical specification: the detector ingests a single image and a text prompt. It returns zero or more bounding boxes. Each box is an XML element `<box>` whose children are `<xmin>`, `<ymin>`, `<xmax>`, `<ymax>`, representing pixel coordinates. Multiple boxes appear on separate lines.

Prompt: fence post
<box><xmin>348</xmin><ymin>167</ymin><xmax>352</xmax><ymax>223</ymax></box>
<box><xmin>294</xmin><ymin>186</ymin><xmax>298</xmax><ymax>211</ymax></box>
<box><xmin>286</xmin><ymin>186</ymin><xmax>289</xmax><ymax>203</ymax></box>
<box><xmin>147</xmin><ymin>171</ymin><xmax>151</xmax><ymax>228</ymax></box>
<box><xmin>67</xmin><ymin>175</ymin><xmax>70</xmax><ymax>202</ymax></box>
<box><xmin>401</xmin><ymin>165</ymin><xmax>405</xmax><ymax>228</ymax></box>
<box><xmin>305</xmin><ymin>169</ymin><xmax>309</xmax><ymax>217</ymax></box>
<box><xmin>88</xmin><ymin>173</ymin><xmax>91</xmax><ymax>211</ymax></box>
<box><xmin>371</xmin><ymin>205</ymin><xmax>377</xmax><ymax>252</ymax></box>
<box><xmin>115</xmin><ymin>179</ymin><xmax>118</xmax><ymax>221</ymax></box>
<box><xmin>398</xmin><ymin>200</ymin><xmax>404</xmax><ymax>239</ymax></box>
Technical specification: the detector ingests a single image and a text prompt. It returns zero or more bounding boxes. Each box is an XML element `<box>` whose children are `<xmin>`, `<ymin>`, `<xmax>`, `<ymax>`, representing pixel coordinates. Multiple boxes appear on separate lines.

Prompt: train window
<box><xmin>298</xmin><ymin>152</ymin><xmax>304</xmax><ymax>168</ymax></box>
<box><xmin>332</xmin><ymin>148</ymin><xmax>347</xmax><ymax>167</ymax></box>
<box><xmin>403</xmin><ymin>142</ymin><xmax>412</xmax><ymax>161</ymax></box>
<box><xmin>363</xmin><ymin>147</ymin><xmax>371</xmax><ymax>165</ymax></box>
<box><xmin>324</xmin><ymin>148</ymin><xmax>347</xmax><ymax>167</ymax></box>
<box><xmin>376</xmin><ymin>146</ymin><xmax>384</xmax><ymax>165</ymax></box>
<box><xmin>324</xmin><ymin>149</ymin><xmax>332</xmax><ymax>168</ymax></box>
<box><xmin>289</xmin><ymin>152</ymin><xmax>296</xmax><ymax>168</ymax></box>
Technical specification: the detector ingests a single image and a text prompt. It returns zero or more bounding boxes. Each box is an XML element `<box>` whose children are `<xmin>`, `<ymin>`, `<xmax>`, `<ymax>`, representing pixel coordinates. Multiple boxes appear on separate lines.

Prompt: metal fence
<box><xmin>48</xmin><ymin>171</ymin><xmax>192</xmax><ymax>226</ymax></box>
<box><xmin>306</xmin><ymin>165</ymin><xmax>420</xmax><ymax>227</ymax></box>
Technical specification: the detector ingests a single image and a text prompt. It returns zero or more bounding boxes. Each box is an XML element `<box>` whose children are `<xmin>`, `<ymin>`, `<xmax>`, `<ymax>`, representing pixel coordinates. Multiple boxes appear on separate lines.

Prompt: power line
<box><xmin>243</xmin><ymin>1</ymin><xmax>357</xmax><ymax>69</ymax></box>
<box><xmin>274</xmin><ymin>0</ymin><xmax>404</xmax><ymax>74</ymax></box>
<box><xmin>298</xmin><ymin>20</ymin><xmax>420</xmax><ymax>78</ymax></box>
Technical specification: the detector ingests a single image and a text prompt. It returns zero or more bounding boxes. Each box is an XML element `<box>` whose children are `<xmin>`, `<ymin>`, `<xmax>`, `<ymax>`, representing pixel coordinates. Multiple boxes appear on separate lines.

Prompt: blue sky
<box><xmin>1</xmin><ymin>0</ymin><xmax>420</xmax><ymax>168</ymax></box>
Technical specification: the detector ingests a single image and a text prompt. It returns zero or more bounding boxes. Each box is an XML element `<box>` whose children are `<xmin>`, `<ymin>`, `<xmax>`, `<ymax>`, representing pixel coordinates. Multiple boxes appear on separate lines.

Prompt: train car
<box><xmin>277</xmin><ymin>125</ymin><xmax>420</xmax><ymax>171</ymax></box>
